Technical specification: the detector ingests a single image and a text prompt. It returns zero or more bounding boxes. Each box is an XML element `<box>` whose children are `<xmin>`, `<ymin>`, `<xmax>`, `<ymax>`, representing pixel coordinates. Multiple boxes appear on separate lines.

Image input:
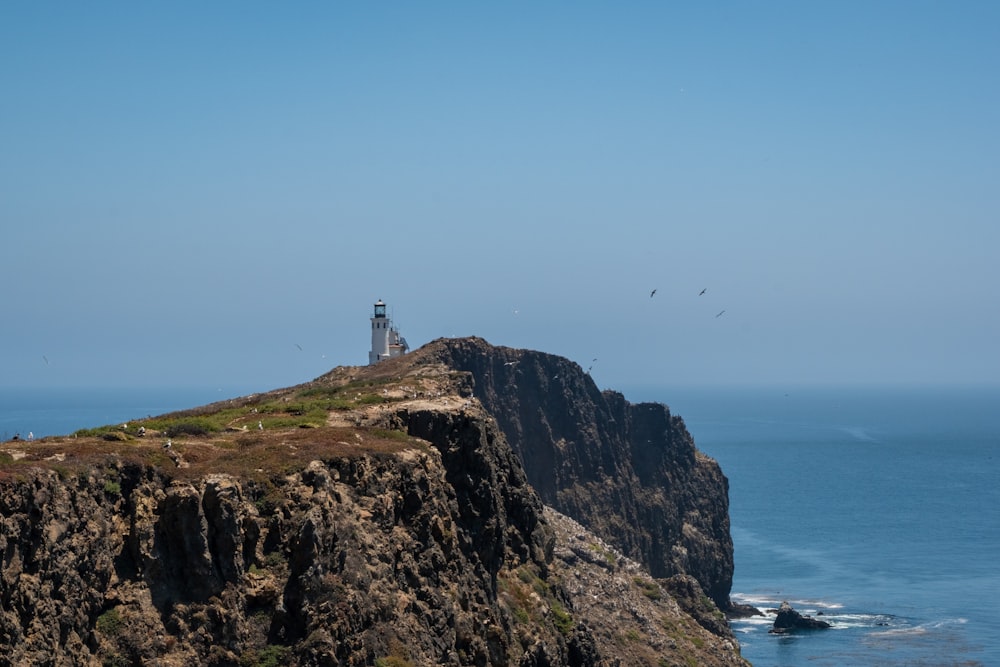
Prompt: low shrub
<box><xmin>96</xmin><ymin>608</ymin><xmax>124</xmax><ymax>636</ymax></box>
<box><xmin>164</xmin><ymin>419</ymin><xmax>216</xmax><ymax>437</ymax></box>
<box><xmin>239</xmin><ymin>644</ymin><xmax>291</xmax><ymax>667</ymax></box>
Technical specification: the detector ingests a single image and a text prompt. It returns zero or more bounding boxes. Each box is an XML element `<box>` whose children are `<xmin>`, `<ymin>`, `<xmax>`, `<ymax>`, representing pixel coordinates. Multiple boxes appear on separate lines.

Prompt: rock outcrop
<box><xmin>411</xmin><ymin>337</ymin><xmax>735</xmax><ymax>609</ymax></box>
<box><xmin>769</xmin><ymin>601</ymin><xmax>832</xmax><ymax>633</ymax></box>
<box><xmin>0</xmin><ymin>337</ymin><xmax>749</xmax><ymax>666</ymax></box>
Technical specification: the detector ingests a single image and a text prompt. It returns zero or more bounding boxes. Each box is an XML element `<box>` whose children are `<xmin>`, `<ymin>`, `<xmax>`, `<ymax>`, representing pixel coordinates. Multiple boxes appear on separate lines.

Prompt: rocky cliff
<box><xmin>0</xmin><ymin>338</ymin><xmax>748</xmax><ymax>666</ymax></box>
<box><xmin>412</xmin><ymin>338</ymin><xmax>734</xmax><ymax>608</ymax></box>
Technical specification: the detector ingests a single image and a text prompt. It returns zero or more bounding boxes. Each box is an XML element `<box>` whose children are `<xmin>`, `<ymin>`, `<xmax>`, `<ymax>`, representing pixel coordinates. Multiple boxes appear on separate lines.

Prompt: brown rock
<box><xmin>0</xmin><ymin>338</ymin><xmax>749</xmax><ymax>666</ymax></box>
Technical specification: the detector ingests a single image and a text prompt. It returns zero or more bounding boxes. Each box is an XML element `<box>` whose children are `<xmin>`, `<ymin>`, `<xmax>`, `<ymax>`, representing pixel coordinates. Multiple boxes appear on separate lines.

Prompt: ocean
<box><xmin>626</xmin><ymin>385</ymin><xmax>1000</xmax><ymax>667</ymax></box>
<box><xmin>2</xmin><ymin>384</ymin><xmax>998</xmax><ymax>666</ymax></box>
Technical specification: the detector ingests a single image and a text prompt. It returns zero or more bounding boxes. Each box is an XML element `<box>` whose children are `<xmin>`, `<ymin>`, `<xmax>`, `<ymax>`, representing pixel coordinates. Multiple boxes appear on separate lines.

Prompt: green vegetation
<box><xmin>69</xmin><ymin>381</ymin><xmax>414</xmax><ymax>440</ymax></box>
<box><xmin>300</xmin><ymin>377</ymin><xmax>409</xmax><ymax>410</ymax></box>
<box><xmin>632</xmin><ymin>576</ymin><xmax>662</xmax><ymax>600</ymax></box>
<box><xmin>73</xmin><ymin>425</ymin><xmax>131</xmax><ymax>439</ymax></box>
<box><xmin>263</xmin><ymin>550</ymin><xmax>286</xmax><ymax>569</ymax></box>
<box><xmin>374</xmin><ymin>637</ymin><xmax>414</xmax><ymax>667</ymax></box>
<box><xmin>46</xmin><ymin>369</ymin><xmax>439</xmax><ymax>451</ymax></box>
<box><xmin>659</xmin><ymin>616</ymin><xmax>706</xmax><ymax>666</ymax></box>
<box><xmin>500</xmin><ymin>565</ymin><xmax>575</xmax><ymax>636</ymax></box>
<box><xmin>50</xmin><ymin>464</ymin><xmax>72</xmax><ymax>480</ymax></box>
<box><xmin>700</xmin><ymin>593</ymin><xmax>726</xmax><ymax>623</ymax></box>
<box><xmin>1</xmin><ymin>374</ymin><xmax>434</xmax><ymax>489</ymax></box>
<box><xmin>251</xmin><ymin>480</ymin><xmax>282</xmax><ymax>516</ymax></box>
<box><xmin>96</xmin><ymin>608</ymin><xmax>124</xmax><ymax>636</ymax></box>
<box><xmin>589</xmin><ymin>542</ymin><xmax>617</xmax><ymax>566</ymax></box>
<box><xmin>550</xmin><ymin>600</ymin><xmax>574</xmax><ymax>635</ymax></box>
<box><xmin>298</xmin><ymin>386</ymin><xmax>360</xmax><ymax>410</ymax></box>
<box><xmin>239</xmin><ymin>644</ymin><xmax>291</xmax><ymax>667</ymax></box>
<box><xmin>512</xmin><ymin>606</ymin><xmax>530</xmax><ymax>624</ymax></box>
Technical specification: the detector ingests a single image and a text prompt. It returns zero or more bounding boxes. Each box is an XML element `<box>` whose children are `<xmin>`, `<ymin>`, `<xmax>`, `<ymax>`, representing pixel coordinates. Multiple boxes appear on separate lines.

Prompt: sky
<box><xmin>2</xmin><ymin>2</ymin><xmax>998</xmax><ymax>393</ymax></box>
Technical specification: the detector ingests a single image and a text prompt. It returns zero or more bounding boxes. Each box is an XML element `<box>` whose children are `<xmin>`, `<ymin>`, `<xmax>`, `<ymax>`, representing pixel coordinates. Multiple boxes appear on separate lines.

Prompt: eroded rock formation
<box><xmin>413</xmin><ymin>337</ymin><xmax>734</xmax><ymax>609</ymax></box>
<box><xmin>0</xmin><ymin>337</ymin><xmax>748</xmax><ymax>666</ymax></box>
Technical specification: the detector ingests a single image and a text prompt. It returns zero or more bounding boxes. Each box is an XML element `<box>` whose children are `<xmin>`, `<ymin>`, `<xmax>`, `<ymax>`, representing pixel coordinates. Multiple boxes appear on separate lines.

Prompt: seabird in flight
<box><xmin>716</xmin><ymin>310</ymin><xmax>726</xmax><ymax>318</ymax></box>
<box><xmin>650</xmin><ymin>289</ymin><xmax>657</xmax><ymax>298</ymax></box>
<box><xmin>699</xmin><ymin>288</ymin><xmax>707</xmax><ymax>296</ymax></box>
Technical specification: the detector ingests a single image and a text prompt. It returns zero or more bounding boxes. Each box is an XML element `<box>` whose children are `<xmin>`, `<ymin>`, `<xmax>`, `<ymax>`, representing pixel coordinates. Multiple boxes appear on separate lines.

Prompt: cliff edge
<box><xmin>406</xmin><ymin>338</ymin><xmax>735</xmax><ymax>609</ymax></box>
<box><xmin>0</xmin><ymin>337</ymin><xmax>747</xmax><ymax>666</ymax></box>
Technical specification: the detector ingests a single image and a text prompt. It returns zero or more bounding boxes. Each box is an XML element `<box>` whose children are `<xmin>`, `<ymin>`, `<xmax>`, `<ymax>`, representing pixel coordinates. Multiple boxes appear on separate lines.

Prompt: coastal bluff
<box><xmin>0</xmin><ymin>337</ymin><xmax>748</xmax><ymax>666</ymax></box>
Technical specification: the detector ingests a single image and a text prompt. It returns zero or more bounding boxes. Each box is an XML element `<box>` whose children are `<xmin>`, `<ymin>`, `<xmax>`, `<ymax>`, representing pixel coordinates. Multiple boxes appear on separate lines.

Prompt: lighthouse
<box><xmin>369</xmin><ymin>300</ymin><xmax>409</xmax><ymax>364</ymax></box>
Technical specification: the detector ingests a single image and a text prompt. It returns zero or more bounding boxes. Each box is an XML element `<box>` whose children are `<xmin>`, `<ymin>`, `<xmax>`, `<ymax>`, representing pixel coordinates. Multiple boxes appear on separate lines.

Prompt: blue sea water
<box><xmin>3</xmin><ymin>384</ymin><xmax>998</xmax><ymax>665</ymax></box>
<box><xmin>627</xmin><ymin>385</ymin><xmax>1000</xmax><ymax>667</ymax></box>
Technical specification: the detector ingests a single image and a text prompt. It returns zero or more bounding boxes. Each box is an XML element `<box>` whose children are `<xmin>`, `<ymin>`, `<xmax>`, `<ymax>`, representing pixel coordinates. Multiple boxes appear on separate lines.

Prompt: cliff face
<box><xmin>0</xmin><ymin>418</ymin><xmax>557</xmax><ymax>666</ymax></box>
<box><xmin>0</xmin><ymin>338</ymin><xmax>747</xmax><ymax>667</ymax></box>
<box><xmin>414</xmin><ymin>338</ymin><xmax>734</xmax><ymax>608</ymax></box>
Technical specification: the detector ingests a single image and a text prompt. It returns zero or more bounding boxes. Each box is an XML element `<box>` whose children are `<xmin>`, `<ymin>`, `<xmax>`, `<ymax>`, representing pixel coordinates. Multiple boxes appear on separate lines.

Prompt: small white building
<box><xmin>368</xmin><ymin>299</ymin><xmax>409</xmax><ymax>364</ymax></box>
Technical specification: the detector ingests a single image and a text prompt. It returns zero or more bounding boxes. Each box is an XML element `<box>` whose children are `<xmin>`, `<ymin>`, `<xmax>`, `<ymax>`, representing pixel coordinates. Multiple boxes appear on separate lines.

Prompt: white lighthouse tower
<box><xmin>368</xmin><ymin>299</ymin><xmax>409</xmax><ymax>364</ymax></box>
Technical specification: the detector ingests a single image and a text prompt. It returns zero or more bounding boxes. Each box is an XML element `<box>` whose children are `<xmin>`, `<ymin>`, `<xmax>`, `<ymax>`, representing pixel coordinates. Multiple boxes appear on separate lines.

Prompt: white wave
<box><xmin>839</xmin><ymin>425</ymin><xmax>879</xmax><ymax>442</ymax></box>
<box><xmin>731</xmin><ymin>615</ymin><xmax>774</xmax><ymax>628</ymax></box>
<box><xmin>730</xmin><ymin>592</ymin><xmax>917</xmax><ymax>634</ymax></box>
<box><xmin>730</xmin><ymin>597</ymin><xmax>779</xmax><ymax>610</ymax></box>
<box><xmin>866</xmin><ymin>616</ymin><xmax>968</xmax><ymax>638</ymax></box>
<box><xmin>822</xmin><ymin>612</ymin><xmax>896</xmax><ymax>630</ymax></box>
<box><xmin>730</xmin><ymin>592</ymin><xmax>844</xmax><ymax>611</ymax></box>
<box><xmin>791</xmin><ymin>597</ymin><xmax>845</xmax><ymax>610</ymax></box>
<box><xmin>867</xmin><ymin>625</ymin><xmax>927</xmax><ymax>638</ymax></box>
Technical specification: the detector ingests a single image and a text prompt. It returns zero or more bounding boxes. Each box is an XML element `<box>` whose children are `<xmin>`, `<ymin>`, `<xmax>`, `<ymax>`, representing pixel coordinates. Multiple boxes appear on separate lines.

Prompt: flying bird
<box><xmin>650</xmin><ymin>289</ymin><xmax>657</xmax><ymax>298</ymax></box>
<box><xmin>699</xmin><ymin>288</ymin><xmax>707</xmax><ymax>296</ymax></box>
<box><xmin>295</xmin><ymin>343</ymin><xmax>303</xmax><ymax>351</ymax></box>
<box><xmin>716</xmin><ymin>310</ymin><xmax>726</xmax><ymax>318</ymax></box>
<box><xmin>42</xmin><ymin>355</ymin><xmax>49</xmax><ymax>365</ymax></box>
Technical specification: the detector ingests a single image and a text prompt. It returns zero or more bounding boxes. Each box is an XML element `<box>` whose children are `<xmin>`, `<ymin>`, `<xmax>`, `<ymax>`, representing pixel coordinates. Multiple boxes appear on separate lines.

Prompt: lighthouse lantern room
<box><xmin>369</xmin><ymin>300</ymin><xmax>409</xmax><ymax>365</ymax></box>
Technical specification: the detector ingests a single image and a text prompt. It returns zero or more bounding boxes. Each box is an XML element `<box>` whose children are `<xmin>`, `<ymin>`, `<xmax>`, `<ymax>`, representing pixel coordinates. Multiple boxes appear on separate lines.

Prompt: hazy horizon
<box><xmin>4</xmin><ymin>3</ymin><xmax>997</xmax><ymax>392</ymax></box>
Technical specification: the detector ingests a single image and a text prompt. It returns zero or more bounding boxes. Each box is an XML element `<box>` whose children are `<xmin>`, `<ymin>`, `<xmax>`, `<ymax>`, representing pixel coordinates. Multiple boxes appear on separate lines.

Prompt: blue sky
<box><xmin>2</xmin><ymin>2</ymin><xmax>998</xmax><ymax>392</ymax></box>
